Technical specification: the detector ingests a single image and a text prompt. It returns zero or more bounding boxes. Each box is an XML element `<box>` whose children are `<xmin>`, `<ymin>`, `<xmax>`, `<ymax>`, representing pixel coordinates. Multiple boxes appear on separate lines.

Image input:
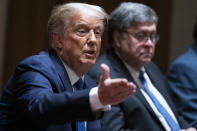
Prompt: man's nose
<box><xmin>88</xmin><ymin>30</ymin><xmax>97</xmax><ymax>43</ymax></box>
<box><xmin>144</xmin><ymin>38</ymin><xmax>154</xmax><ymax>46</ymax></box>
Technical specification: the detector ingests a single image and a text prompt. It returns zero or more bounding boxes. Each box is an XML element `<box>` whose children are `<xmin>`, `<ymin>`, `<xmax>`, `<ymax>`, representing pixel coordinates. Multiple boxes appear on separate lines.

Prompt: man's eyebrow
<box><xmin>74</xmin><ymin>23</ymin><xmax>103</xmax><ymax>30</ymax></box>
<box><xmin>74</xmin><ymin>23</ymin><xmax>87</xmax><ymax>27</ymax></box>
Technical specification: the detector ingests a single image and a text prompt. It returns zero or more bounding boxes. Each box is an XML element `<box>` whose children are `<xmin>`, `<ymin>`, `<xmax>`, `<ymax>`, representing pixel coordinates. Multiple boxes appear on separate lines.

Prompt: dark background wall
<box><xmin>1</xmin><ymin>0</ymin><xmax>172</xmax><ymax>91</ymax></box>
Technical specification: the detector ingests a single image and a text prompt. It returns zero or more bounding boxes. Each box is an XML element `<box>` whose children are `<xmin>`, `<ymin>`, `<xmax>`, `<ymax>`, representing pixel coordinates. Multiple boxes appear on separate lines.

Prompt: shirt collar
<box><xmin>114</xmin><ymin>49</ymin><xmax>145</xmax><ymax>78</ymax></box>
<box><xmin>123</xmin><ymin>61</ymin><xmax>146</xmax><ymax>89</ymax></box>
<box><xmin>123</xmin><ymin>62</ymin><xmax>141</xmax><ymax>79</ymax></box>
<box><xmin>60</xmin><ymin>57</ymin><xmax>84</xmax><ymax>86</ymax></box>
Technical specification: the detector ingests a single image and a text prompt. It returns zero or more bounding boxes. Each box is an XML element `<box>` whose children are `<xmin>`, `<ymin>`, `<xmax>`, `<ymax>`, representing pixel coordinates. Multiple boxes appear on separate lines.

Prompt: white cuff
<box><xmin>89</xmin><ymin>87</ymin><xmax>111</xmax><ymax>111</ymax></box>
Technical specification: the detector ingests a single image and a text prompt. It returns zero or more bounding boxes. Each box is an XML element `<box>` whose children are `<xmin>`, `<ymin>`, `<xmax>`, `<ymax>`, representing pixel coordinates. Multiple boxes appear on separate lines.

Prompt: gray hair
<box><xmin>47</xmin><ymin>2</ymin><xmax>108</xmax><ymax>47</ymax></box>
<box><xmin>108</xmin><ymin>2</ymin><xmax>158</xmax><ymax>43</ymax></box>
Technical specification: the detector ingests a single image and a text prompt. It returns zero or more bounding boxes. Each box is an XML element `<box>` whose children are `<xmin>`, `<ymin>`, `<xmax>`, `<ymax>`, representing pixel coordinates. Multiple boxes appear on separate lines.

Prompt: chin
<box><xmin>144</xmin><ymin>59</ymin><xmax>151</xmax><ymax>64</ymax></box>
<box><xmin>81</xmin><ymin>59</ymin><xmax>96</xmax><ymax>67</ymax></box>
<box><xmin>142</xmin><ymin>57</ymin><xmax>151</xmax><ymax>62</ymax></box>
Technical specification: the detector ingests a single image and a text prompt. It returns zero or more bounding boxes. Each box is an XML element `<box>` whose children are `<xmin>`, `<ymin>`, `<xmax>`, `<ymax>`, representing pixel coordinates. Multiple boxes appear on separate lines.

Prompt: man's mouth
<box><xmin>141</xmin><ymin>51</ymin><xmax>152</xmax><ymax>57</ymax></box>
<box><xmin>84</xmin><ymin>50</ymin><xmax>96</xmax><ymax>58</ymax></box>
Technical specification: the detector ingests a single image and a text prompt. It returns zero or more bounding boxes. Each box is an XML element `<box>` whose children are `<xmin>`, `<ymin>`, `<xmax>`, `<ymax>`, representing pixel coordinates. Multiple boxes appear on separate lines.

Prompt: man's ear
<box><xmin>52</xmin><ymin>33</ymin><xmax>63</xmax><ymax>49</ymax></box>
<box><xmin>113</xmin><ymin>31</ymin><xmax>122</xmax><ymax>48</ymax></box>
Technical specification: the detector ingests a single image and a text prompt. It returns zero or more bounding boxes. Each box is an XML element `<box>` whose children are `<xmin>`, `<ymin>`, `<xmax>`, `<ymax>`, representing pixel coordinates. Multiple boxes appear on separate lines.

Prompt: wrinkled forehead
<box><xmin>66</xmin><ymin>12</ymin><xmax>105</xmax><ymax>30</ymax></box>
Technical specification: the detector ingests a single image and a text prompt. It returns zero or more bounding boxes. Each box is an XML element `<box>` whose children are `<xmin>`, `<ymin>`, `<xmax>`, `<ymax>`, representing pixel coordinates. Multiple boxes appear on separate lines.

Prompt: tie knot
<box><xmin>75</xmin><ymin>78</ymin><xmax>83</xmax><ymax>90</ymax></box>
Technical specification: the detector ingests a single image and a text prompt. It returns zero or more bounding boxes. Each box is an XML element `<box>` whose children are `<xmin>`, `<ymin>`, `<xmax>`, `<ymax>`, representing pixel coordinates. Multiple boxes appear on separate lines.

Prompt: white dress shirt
<box><xmin>61</xmin><ymin>58</ymin><xmax>111</xmax><ymax>112</ymax></box>
<box><xmin>123</xmin><ymin>62</ymin><xmax>179</xmax><ymax>131</ymax></box>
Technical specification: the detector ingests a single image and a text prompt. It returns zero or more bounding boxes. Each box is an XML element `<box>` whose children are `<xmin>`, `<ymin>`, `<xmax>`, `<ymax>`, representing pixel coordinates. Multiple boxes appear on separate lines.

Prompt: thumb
<box><xmin>100</xmin><ymin>63</ymin><xmax>110</xmax><ymax>82</ymax></box>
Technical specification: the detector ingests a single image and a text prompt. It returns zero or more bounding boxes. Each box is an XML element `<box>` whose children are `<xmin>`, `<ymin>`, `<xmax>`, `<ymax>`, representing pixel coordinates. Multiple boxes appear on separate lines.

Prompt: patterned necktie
<box><xmin>139</xmin><ymin>71</ymin><xmax>180</xmax><ymax>131</ymax></box>
<box><xmin>74</xmin><ymin>78</ymin><xmax>86</xmax><ymax>131</ymax></box>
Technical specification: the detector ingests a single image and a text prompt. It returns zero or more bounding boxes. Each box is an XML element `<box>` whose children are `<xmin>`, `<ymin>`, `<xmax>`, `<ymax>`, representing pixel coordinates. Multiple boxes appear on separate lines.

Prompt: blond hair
<box><xmin>47</xmin><ymin>2</ymin><xmax>108</xmax><ymax>47</ymax></box>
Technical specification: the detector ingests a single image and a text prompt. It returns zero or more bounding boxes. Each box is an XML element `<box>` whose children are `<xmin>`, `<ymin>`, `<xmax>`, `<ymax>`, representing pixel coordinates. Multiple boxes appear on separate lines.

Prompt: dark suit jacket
<box><xmin>0</xmin><ymin>50</ymin><xmax>103</xmax><ymax>131</ymax></box>
<box><xmin>167</xmin><ymin>43</ymin><xmax>197</xmax><ymax>128</ymax></box>
<box><xmin>88</xmin><ymin>48</ymin><xmax>189</xmax><ymax>131</ymax></box>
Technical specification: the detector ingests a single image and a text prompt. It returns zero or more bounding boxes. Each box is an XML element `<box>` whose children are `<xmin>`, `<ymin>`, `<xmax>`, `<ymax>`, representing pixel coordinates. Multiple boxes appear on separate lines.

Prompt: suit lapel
<box><xmin>144</xmin><ymin>63</ymin><xmax>170</xmax><ymax>101</ymax></box>
<box><xmin>133</xmin><ymin>79</ymin><xmax>161</xmax><ymax>121</ymax></box>
<box><xmin>107</xmin><ymin>49</ymin><xmax>132</xmax><ymax>81</ymax></box>
<box><xmin>49</xmin><ymin>50</ymin><xmax>98</xmax><ymax>92</ymax></box>
<box><xmin>49</xmin><ymin>49</ymin><xmax>73</xmax><ymax>92</ymax></box>
<box><xmin>84</xmin><ymin>74</ymin><xmax>97</xmax><ymax>89</ymax></box>
<box><xmin>144</xmin><ymin>63</ymin><xmax>182</xmax><ymax>120</ymax></box>
<box><xmin>144</xmin><ymin>62</ymin><xmax>181</xmax><ymax>124</ymax></box>
<box><xmin>145</xmin><ymin>64</ymin><xmax>164</xmax><ymax>93</ymax></box>
<box><xmin>107</xmin><ymin>50</ymin><xmax>159</xmax><ymax>119</ymax></box>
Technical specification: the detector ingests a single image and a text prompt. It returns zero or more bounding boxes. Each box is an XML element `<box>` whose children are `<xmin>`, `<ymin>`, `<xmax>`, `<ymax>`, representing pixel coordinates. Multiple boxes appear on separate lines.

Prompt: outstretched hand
<box><xmin>98</xmin><ymin>63</ymin><xmax>136</xmax><ymax>105</ymax></box>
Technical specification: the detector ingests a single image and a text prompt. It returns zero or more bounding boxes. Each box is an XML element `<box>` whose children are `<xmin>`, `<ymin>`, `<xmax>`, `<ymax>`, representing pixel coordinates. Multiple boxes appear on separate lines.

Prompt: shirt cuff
<box><xmin>89</xmin><ymin>87</ymin><xmax>111</xmax><ymax>111</ymax></box>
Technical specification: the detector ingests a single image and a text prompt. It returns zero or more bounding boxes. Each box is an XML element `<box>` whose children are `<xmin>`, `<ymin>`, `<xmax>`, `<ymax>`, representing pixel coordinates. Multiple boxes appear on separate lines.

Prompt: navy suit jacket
<box><xmin>167</xmin><ymin>43</ymin><xmax>197</xmax><ymax>128</ymax></box>
<box><xmin>0</xmin><ymin>50</ymin><xmax>103</xmax><ymax>131</ymax></box>
<box><xmin>88</xmin><ymin>48</ymin><xmax>189</xmax><ymax>131</ymax></box>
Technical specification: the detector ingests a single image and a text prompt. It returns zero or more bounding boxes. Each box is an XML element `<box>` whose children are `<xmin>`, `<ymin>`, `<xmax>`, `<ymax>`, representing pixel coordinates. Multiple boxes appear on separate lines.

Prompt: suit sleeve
<box><xmin>13</xmin><ymin>70</ymin><xmax>96</xmax><ymax>125</ymax></box>
<box><xmin>167</xmin><ymin>62</ymin><xmax>197</xmax><ymax>128</ymax></box>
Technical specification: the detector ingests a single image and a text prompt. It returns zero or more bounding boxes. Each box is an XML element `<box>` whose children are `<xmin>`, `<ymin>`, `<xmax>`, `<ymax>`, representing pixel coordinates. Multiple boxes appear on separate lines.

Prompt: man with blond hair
<box><xmin>0</xmin><ymin>3</ymin><xmax>136</xmax><ymax>131</ymax></box>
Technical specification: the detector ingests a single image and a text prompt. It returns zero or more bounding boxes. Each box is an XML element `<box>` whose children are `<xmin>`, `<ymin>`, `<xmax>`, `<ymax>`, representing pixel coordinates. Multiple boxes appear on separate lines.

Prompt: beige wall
<box><xmin>169</xmin><ymin>0</ymin><xmax>197</xmax><ymax>65</ymax></box>
<box><xmin>0</xmin><ymin>0</ymin><xmax>8</xmax><ymax>88</ymax></box>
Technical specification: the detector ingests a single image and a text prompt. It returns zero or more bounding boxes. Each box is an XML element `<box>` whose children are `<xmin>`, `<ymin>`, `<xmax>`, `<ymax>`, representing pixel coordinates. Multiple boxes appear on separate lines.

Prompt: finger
<box><xmin>105</xmin><ymin>80</ymin><xmax>136</xmax><ymax>97</ymax></box>
<box><xmin>100</xmin><ymin>63</ymin><xmax>110</xmax><ymax>81</ymax></box>
<box><xmin>104</xmin><ymin>78</ymin><xmax>128</xmax><ymax>87</ymax></box>
<box><xmin>116</xmin><ymin>84</ymin><xmax>136</xmax><ymax>95</ymax></box>
<box><xmin>127</xmin><ymin>82</ymin><xmax>136</xmax><ymax>90</ymax></box>
<box><xmin>112</xmin><ymin>89</ymin><xmax>135</xmax><ymax>105</ymax></box>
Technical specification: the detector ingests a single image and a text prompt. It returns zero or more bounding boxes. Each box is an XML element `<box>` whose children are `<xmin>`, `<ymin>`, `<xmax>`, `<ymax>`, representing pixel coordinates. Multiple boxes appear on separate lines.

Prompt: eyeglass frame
<box><xmin>123</xmin><ymin>30</ymin><xmax>160</xmax><ymax>44</ymax></box>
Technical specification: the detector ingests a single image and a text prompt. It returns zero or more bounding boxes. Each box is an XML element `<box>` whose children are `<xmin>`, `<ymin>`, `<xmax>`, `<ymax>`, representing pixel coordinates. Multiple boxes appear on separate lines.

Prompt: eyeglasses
<box><xmin>124</xmin><ymin>31</ymin><xmax>159</xmax><ymax>43</ymax></box>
